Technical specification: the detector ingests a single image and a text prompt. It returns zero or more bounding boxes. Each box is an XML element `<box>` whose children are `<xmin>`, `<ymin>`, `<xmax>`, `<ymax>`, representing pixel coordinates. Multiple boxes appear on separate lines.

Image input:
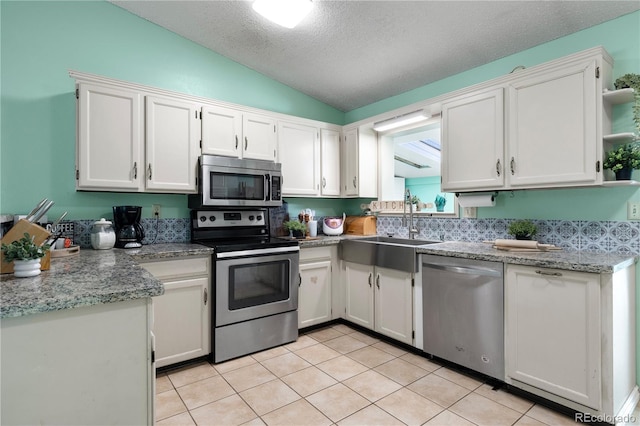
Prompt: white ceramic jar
<box><xmin>90</xmin><ymin>218</ymin><xmax>116</xmax><ymax>250</ymax></box>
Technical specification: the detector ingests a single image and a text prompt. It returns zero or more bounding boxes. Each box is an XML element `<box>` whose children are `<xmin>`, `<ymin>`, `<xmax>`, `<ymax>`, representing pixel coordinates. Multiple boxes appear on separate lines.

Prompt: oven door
<box><xmin>215</xmin><ymin>246</ymin><xmax>299</xmax><ymax>326</ymax></box>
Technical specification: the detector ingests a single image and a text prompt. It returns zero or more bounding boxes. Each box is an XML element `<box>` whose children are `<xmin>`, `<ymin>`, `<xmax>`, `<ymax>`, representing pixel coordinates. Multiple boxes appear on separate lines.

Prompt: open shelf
<box><xmin>602</xmin><ymin>180</ymin><xmax>640</xmax><ymax>187</ymax></box>
<box><xmin>603</xmin><ymin>88</ymin><xmax>635</xmax><ymax>105</ymax></box>
<box><xmin>603</xmin><ymin>132</ymin><xmax>638</xmax><ymax>144</ymax></box>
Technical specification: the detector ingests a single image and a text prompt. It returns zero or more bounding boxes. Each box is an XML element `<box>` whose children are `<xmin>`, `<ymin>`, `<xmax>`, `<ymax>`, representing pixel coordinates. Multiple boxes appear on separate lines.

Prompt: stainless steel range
<box><xmin>191</xmin><ymin>208</ymin><xmax>299</xmax><ymax>363</ymax></box>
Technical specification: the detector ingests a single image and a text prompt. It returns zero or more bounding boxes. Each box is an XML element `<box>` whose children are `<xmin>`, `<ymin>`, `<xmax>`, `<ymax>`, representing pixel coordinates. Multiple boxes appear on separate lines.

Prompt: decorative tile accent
<box><xmin>376</xmin><ymin>216</ymin><xmax>640</xmax><ymax>256</ymax></box>
<box><xmin>71</xmin><ymin>215</ymin><xmax>639</xmax><ymax>256</ymax></box>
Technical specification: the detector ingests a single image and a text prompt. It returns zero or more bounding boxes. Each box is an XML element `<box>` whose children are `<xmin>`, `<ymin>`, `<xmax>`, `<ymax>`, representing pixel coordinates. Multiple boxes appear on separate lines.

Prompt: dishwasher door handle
<box><xmin>422</xmin><ymin>262</ymin><xmax>502</xmax><ymax>278</ymax></box>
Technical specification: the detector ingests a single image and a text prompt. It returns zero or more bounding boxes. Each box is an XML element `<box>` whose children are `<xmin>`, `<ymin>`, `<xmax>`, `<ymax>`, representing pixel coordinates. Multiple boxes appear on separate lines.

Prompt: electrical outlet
<box><xmin>463</xmin><ymin>207</ymin><xmax>477</xmax><ymax>219</ymax></box>
<box><xmin>152</xmin><ymin>204</ymin><xmax>161</xmax><ymax>218</ymax></box>
<box><xmin>628</xmin><ymin>202</ymin><xmax>640</xmax><ymax>220</ymax></box>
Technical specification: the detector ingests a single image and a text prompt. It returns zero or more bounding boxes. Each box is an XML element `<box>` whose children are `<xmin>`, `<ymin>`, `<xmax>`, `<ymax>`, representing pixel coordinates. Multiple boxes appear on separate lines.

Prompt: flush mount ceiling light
<box><xmin>373</xmin><ymin>110</ymin><xmax>431</xmax><ymax>132</ymax></box>
<box><xmin>252</xmin><ymin>0</ymin><xmax>313</xmax><ymax>29</ymax></box>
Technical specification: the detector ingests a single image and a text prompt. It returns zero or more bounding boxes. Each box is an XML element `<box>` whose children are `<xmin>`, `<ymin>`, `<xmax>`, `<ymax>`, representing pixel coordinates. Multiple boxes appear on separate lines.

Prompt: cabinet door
<box><xmin>279</xmin><ymin>121</ymin><xmax>320</xmax><ymax>196</ymax></box>
<box><xmin>505</xmin><ymin>265</ymin><xmax>600</xmax><ymax>409</ymax></box>
<box><xmin>344</xmin><ymin>261</ymin><xmax>374</xmax><ymax>329</ymax></box>
<box><xmin>152</xmin><ymin>276</ymin><xmax>210</xmax><ymax>368</ymax></box>
<box><xmin>441</xmin><ymin>87</ymin><xmax>504</xmax><ymax>192</ymax></box>
<box><xmin>242</xmin><ymin>113</ymin><xmax>277</xmax><ymax>161</ymax></box>
<box><xmin>145</xmin><ymin>96</ymin><xmax>200</xmax><ymax>193</ymax></box>
<box><xmin>298</xmin><ymin>260</ymin><xmax>332</xmax><ymax>328</ymax></box>
<box><xmin>320</xmin><ymin>128</ymin><xmax>341</xmax><ymax>196</ymax></box>
<box><xmin>201</xmin><ymin>105</ymin><xmax>242</xmax><ymax>157</ymax></box>
<box><xmin>374</xmin><ymin>266</ymin><xmax>413</xmax><ymax>345</ymax></box>
<box><xmin>507</xmin><ymin>60</ymin><xmax>598</xmax><ymax>187</ymax></box>
<box><xmin>343</xmin><ymin>129</ymin><xmax>359</xmax><ymax>196</ymax></box>
<box><xmin>77</xmin><ymin>83</ymin><xmax>143</xmax><ymax>191</ymax></box>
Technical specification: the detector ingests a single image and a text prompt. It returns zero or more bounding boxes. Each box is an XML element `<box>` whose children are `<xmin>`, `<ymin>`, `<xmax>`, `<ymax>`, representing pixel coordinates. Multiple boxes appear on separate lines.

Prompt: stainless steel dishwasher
<box><xmin>422</xmin><ymin>254</ymin><xmax>504</xmax><ymax>381</ymax></box>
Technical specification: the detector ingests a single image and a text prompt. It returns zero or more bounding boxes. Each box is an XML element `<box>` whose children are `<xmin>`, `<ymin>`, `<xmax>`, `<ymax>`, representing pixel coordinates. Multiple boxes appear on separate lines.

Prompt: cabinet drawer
<box><xmin>300</xmin><ymin>246</ymin><xmax>333</xmax><ymax>262</ymax></box>
<box><xmin>141</xmin><ymin>256</ymin><xmax>210</xmax><ymax>279</ymax></box>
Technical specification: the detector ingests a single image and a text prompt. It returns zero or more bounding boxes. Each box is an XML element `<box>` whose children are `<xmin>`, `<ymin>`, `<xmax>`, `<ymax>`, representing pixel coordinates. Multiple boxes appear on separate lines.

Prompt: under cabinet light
<box><xmin>373</xmin><ymin>110</ymin><xmax>430</xmax><ymax>132</ymax></box>
<box><xmin>252</xmin><ymin>0</ymin><xmax>313</xmax><ymax>29</ymax></box>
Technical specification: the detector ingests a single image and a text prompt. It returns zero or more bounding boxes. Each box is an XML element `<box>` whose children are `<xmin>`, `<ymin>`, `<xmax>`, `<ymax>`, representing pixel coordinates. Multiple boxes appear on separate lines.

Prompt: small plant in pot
<box><xmin>603</xmin><ymin>142</ymin><xmax>640</xmax><ymax>181</ymax></box>
<box><xmin>410</xmin><ymin>195</ymin><xmax>421</xmax><ymax>211</ymax></box>
<box><xmin>614</xmin><ymin>73</ymin><xmax>640</xmax><ymax>134</ymax></box>
<box><xmin>1</xmin><ymin>232</ymin><xmax>50</xmax><ymax>277</ymax></box>
<box><xmin>507</xmin><ymin>220</ymin><xmax>537</xmax><ymax>240</ymax></box>
<box><xmin>283</xmin><ymin>220</ymin><xmax>307</xmax><ymax>239</ymax></box>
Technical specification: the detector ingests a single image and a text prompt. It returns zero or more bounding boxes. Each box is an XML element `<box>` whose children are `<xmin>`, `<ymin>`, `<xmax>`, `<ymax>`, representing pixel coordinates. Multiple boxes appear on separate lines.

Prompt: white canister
<box><xmin>90</xmin><ymin>218</ymin><xmax>116</xmax><ymax>250</ymax></box>
<box><xmin>308</xmin><ymin>220</ymin><xmax>317</xmax><ymax>237</ymax></box>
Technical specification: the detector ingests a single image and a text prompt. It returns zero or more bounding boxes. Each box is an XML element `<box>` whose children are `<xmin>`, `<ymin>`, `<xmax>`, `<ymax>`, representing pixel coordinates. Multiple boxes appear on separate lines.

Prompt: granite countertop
<box><xmin>416</xmin><ymin>241</ymin><xmax>636</xmax><ymax>274</ymax></box>
<box><xmin>0</xmin><ymin>243</ymin><xmax>212</xmax><ymax>319</ymax></box>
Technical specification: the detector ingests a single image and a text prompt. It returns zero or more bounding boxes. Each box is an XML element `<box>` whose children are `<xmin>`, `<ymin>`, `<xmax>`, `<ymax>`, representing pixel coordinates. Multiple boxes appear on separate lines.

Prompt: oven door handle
<box><xmin>216</xmin><ymin>246</ymin><xmax>300</xmax><ymax>259</ymax></box>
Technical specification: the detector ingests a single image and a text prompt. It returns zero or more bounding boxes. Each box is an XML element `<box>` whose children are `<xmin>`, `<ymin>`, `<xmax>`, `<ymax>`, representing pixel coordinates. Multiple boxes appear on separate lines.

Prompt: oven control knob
<box><xmin>199</xmin><ymin>216</ymin><xmax>206</xmax><ymax>222</ymax></box>
<box><xmin>209</xmin><ymin>215</ymin><xmax>216</xmax><ymax>222</ymax></box>
<box><xmin>257</xmin><ymin>215</ymin><xmax>262</xmax><ymax>221</ymax></box>
<box><xmin>248</xmin><ymin>215</ymin><xmax>255</xmax><ymax>221</ymax></box>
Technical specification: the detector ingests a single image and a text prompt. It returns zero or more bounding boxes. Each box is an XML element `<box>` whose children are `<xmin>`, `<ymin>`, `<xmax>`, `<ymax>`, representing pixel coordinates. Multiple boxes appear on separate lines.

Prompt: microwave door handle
<box><xmin>265</xmin><ymin>174</ymin><xmax>271</xmax><ymax>201</ymax></box>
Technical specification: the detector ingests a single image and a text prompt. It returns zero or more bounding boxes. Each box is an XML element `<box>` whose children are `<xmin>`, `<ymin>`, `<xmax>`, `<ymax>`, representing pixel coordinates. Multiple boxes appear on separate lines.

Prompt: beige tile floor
<box><xmin>156</xmin><ymin>324</ymin><xmax>638</xmax><ymax>426</ymax></box>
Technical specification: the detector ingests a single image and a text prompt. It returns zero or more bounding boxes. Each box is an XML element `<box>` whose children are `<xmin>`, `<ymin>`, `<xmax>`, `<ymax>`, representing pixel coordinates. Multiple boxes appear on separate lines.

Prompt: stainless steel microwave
<box><xmin>189</xmin><ymin>155</ymin><xmax>282</xmax><ymax>208</ymax></box>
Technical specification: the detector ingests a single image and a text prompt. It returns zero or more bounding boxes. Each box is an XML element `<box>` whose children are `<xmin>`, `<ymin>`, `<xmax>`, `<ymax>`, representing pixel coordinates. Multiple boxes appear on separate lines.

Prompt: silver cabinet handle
<box><xmin>148</xmin><ymin>163</ymin><xmax>152</xmax><ymax>180</ymax></box>
<box><xmin>133</xmin><ymin>162</ymin><xmax>137</xmax><ymax>179</ymax></box>
<box><xmin>376</xmin><ymin>274</ymin><xmax>380</xmax><ymax>289</ymax></box>
<box><xmin>244</xmin><ymin>136</ymin><xmax>248</xmax><ymax>151</ymax></box>
<box><xmin>353</xmin><ymin>176</ymin><xmax>357</xmax><ymax>188</ymax></box>
<box><xmin>496</xmin><ymin>159</ymin><xmax>501</xmax><ymax>177</ymax></box>
<box><xmin>235</xmin><ymin>135</ymin><xmax>238</xmax><ymax>150</ymax></box>
<box><xmin>535</xmin><ymin>270</ymin><xmax>562</xmax><ymax>277</ymax></box>
<box><xmin>322</xmin><ymin>177</ymin><xmax>326</xmax><ymax>188</ymax></box>
<box><xmin>368</xmin><ymin>273</ymin><xmax>372</xmax><ymax>287</ymax></box>
<box><xmin>298</xmin><ymin>273</ymin><xmax>302</xmax><ymax>287</ymax></box>
<box><xmin>203</xmin><ymin>288</ymin><xmax>208</xmax><ymax>305</ymax></box>
<box><xmin>510</xmin><ymin>157</ymin><xmax>515</xmax><ymax>175</ymax></box>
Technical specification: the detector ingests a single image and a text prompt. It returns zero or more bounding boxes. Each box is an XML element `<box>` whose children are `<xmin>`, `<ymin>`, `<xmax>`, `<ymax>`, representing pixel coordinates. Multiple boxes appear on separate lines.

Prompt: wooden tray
<box><xmin>50</xmin><ymin>245</ymin><xmax>80</xmax><ymax>258</ymax></box>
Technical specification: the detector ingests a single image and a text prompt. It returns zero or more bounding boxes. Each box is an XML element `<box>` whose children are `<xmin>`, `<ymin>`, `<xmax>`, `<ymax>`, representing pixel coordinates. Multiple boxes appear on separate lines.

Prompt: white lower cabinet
<box><xmin>505</xmin><ymin>263</ymin><xmax>637</xmax><ymax>418</ymax></box>
<box><xmin>344</xmin><ymin>261</ymin><xmax>413</xmax><ymax>345</ymax></box>
<box><xmin>298</xmin><ymin>247</ymin><xmax>333</xmax><ymax>328</ymax></box>
<box><xmin>142</xmin><ymin>256</ymin><xmax>211</xmax><ymax>368</ymax></box>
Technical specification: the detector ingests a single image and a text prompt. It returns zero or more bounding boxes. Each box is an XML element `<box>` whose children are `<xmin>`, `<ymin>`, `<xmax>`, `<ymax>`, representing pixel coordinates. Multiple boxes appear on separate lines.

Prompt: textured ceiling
<box><xmin>111</xmin><ymin>1</ymin><xmax>640</xmax><ymax>112</ymax></box>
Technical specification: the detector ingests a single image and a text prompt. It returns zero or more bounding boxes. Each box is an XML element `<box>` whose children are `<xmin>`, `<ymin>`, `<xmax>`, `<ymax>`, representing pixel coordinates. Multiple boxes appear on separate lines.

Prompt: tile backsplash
<box><xmin>70</xmin><ymin>216</ymin><xmax>639</xmax><ymax>256</ymax></box>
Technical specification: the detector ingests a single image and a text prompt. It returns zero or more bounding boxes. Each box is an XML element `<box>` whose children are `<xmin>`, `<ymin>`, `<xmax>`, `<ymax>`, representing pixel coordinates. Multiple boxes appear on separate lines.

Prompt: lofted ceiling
<box><xmin>111</xmin><ymin>0</ymin><xmax>640</xmax><ymax>112</ymax></box>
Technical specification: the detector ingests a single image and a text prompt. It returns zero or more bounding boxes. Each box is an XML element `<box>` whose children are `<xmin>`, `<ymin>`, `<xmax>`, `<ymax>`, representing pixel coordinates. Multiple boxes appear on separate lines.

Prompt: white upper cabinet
<box><xmin>201</xmin><ymin>106</ymin><xmax>277</xmax><ymax>161</ymax></box>
<box><xmin>507</xmin><ymin>60</ymin><xmax>599</xmax><ymax>188</ymax></box>
<box><xmin>243</xmin><ymin>113</ymin><xmax>278</xmax><ymax>161</ymax></box>
<box><xmin>76</xmin><ymin>83</ymin><xmax>143</xmax><ymax>191</ymax></box>
<box><xmin>201</xmin><ymin>105</ymin><xmax>242</xmax><ymax>158</ymax></box>
<box><xmin>342</xmin><ymin>127</ymin><xmax>377</xmax><ymax>198</ymax></box>
<box><xmin>320</xmin><ymin>128</ymin><xmax>341</xmax><ymax>196</ymax></box>
<box><xmin>279</xmin><ymin>121</ymin><xmax>320</xmax><ymax>196</ymax></box>
<box><xmin>441</xmin><ymin>47</ymin><xmax>611</xmax><ymax>192</ymax></box>
<box><xmin>76</xmin><ymin>84</ymin><xmax>200</xmax><ymax>193</ymax></box>
<box><xmin>441</xmin><ymin>88</ymin><xmax>505</xmax><ymax>192</ymax></box>
<box><xmin>145</xmin><ymin>96</ymin><xmax>200</xmax><ymax>193</ymax></box>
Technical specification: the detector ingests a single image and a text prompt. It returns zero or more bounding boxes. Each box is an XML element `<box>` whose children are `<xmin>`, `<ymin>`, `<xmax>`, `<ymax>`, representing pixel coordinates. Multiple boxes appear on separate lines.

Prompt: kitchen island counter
<box><xmin>0</xmin><ymin>243</ymin><xmax>212</xmax><ymax>319</ymax></box>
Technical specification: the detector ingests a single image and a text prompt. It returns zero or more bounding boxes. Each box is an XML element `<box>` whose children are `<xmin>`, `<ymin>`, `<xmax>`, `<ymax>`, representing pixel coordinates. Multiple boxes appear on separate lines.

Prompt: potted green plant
<box><xmin>614</xmin><ymin>73</ymin><xmax>640</xmax><ymax>134</ymax></box>
<box><xmin>507</xmin><ymin>220</ymin><xmax>537</xmax><ymax>240</ymax></box>
<box><xmin>603</xmin><ymin>142</ymin><xmax>640</xmax><ymax>180</ymax></box>
<box><xmin>1</xmin><ymin>232</ymin><xmax>50</xmax><ymax>277</ymax></box>
<box><xmin>410</xmin><ymin>195</ymin><xmax>421</xmax><ymax>211</ymax></box>
<box><xmin>283</xmin><ymin>220</ymin><xmax>307</xmax><ymax>239</ymax></box>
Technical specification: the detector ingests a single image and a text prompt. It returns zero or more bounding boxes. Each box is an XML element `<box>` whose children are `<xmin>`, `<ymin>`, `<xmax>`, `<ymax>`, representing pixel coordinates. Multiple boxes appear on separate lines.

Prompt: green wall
<box><xmin>0</xmin><ymin>1</ymin><xmax>343</xmax><ymax>220</ymax></box>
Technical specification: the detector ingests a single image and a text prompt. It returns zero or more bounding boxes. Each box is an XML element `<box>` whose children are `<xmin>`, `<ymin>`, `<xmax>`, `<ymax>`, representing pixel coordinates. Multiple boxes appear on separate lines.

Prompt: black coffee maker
<box><xmin>113</xmin><ymin>206</ymin><xmax>145</xmax><ymax>248</ymax></box>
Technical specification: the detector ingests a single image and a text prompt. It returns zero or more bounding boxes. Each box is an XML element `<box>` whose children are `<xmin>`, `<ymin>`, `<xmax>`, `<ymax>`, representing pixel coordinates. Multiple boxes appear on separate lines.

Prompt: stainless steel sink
<box><xmin>340</xmin><ymin>236</ymin><xmax>439</xmax><ymax>273</ymax></box>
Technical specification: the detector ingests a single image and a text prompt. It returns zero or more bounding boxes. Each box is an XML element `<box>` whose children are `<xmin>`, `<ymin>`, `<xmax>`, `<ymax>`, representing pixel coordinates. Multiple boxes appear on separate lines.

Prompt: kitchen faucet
<box><xmin>403</xmin><ymin>188</ymin><xmax>419</xmax><ymax>239</ymax></box>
